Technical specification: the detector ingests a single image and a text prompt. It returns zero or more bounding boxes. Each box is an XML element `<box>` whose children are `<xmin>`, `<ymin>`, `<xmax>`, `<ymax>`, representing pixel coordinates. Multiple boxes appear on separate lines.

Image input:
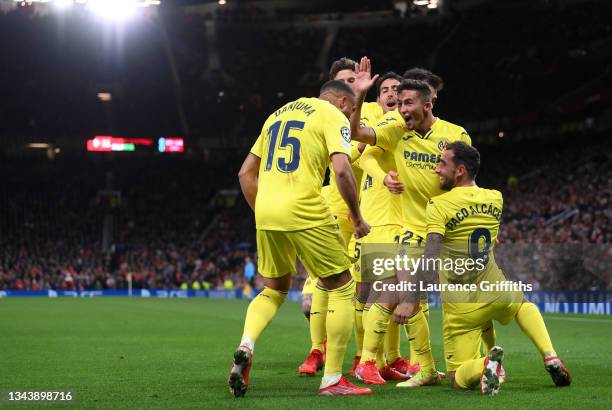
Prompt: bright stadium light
<box><xmin>218</xmin><ymin>0</ymin><xmax>226</xmax><ymax>5</ymax></box>
<box><xmin>53</xmin><ymin>0</ymin><xmax>73</xmax><ymax>9</ymax></box>
<box><xmin>89</xmin><ymin>0</ymin><xmax>138</xmax><ymax>21</ymax></box>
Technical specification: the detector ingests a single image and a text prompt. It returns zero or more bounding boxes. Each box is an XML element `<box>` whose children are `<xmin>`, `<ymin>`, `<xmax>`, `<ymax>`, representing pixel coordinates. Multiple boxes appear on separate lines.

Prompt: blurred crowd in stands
<box><xmin>1</xmin><ymin>137</ymin><xmax>609</xmax><ymax>292</ymax></box>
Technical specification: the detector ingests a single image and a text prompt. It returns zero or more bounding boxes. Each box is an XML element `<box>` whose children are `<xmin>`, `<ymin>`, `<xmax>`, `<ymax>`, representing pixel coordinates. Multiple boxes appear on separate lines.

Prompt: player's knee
<box><xmin>318</xmin><ymin>270</ymin><xmax>352</xmax><ymax>290</ymax></box>
<box><xmin>356</xmin><ymin>281</ymin><xmax>371</xmax><ymax>304</ymax></box>
<box><xmin>262</xmin><ymin>274</ymin><xmax>292</xmax><ymax>293</ymax></box>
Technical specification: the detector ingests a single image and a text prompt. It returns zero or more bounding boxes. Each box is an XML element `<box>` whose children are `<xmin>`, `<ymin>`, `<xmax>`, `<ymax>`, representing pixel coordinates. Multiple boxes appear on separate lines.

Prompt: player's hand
<box><xmin>384</xmin><ymin>171</ymin><xmax>404</xmax><ymax>194</ymax></box>
<box><xmin>350</xmin><ymin>213</ymin><xmax>371</xmax><ymax>239</ymax></box>
<box><xmin>393</xmin><ymin>302</ymin><xmax>414</xmax><ymax>325</ymax></box>
<box><xmin>353</xmin><ymin>56</ymin><xmax>379</xmax><ymax>97</ymax></box>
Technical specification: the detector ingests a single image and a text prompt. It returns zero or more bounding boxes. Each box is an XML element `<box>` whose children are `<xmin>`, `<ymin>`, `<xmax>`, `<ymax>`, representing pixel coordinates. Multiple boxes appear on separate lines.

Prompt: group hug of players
<box><xmin>229</xmin><ymin>56</ymin><xmax>572</xmax><ymax>397</ymax></box>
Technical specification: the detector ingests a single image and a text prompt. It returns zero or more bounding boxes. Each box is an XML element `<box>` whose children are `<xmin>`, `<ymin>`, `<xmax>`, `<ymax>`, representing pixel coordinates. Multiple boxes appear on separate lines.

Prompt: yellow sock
<box><xmin>405</xmin><ymin>301</ymin><xmax>430</xmax><ymax>363</ymax></box>
<box><xmin>376</xmin><ymin>346</ymin><xmax>385</xmax><ymax>370</ymax></box>
<box><xmin>420</xmin><ymin>300</ymin><xmax>430</xmax><ymax>322</ymax></box>
<box><xmin>515</xmin><ymin>302</ymin><xmax>556</xmax><ymax>358</ymax></box>
<box><xmin>454</xmin><ymin>357</ymin><xmax>486</xmax><ymax>389</ymax></box>
<box><xmin>481</xmin><ymin>321</ymin><xmax>496</xmax><ymax>354</ymax></box>
<box><xmin>405</xmin><ymin>309</ymin><xmax>434</xmax><ymax>372</ymax></box>
<box><xmin>354</xmin><ymin>299</ymin><xmax>365</xmax><ymax>356</ymax></box>
<box><xmin>362</xmin><ymin>305</ymin><xmax>370</xmax><ymax>324</ymax></box>
<box><xmin>359</xmin><ymin>303</ymin><xmax>391</xmax><ymax>364</ymax></box>
<box><xmin>385</xmin><ymin>321</ymin><xmax>401</xmax><ymax>364</ymax></box>
<box><xmin>361</xmin><ymin>305</ymin><xmax>369</xmax><ymax>355</ymax></box>
<box><xmin>310</xmin><ymin>284</ymin><xmax>329</xmax><ymax>352</ymax></box>
<box><xmin>242</xmin><ymin>287</ymin><xmax>287</xmax><ymax>343</ymax></box>
<box><xmin>324</xmin><ymin>280</ymin><xmax>355</xmax><ymax>376</ymax></box>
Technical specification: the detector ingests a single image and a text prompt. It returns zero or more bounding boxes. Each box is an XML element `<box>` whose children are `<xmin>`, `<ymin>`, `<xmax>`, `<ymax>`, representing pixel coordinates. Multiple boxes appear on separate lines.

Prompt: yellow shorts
<box><xmin>351</xmin><ymin>224</ymin><xmax>401</xmax><ymax>282</ymax></box>
<box><xmin>442</xmin><ymin>302</ymin><xmax>521</xmax><ymax>372</ymax></box>
<box><xmin>302</xmin><ymin>274</ymin><xmax>316</xmax><ymax>295</ymax></box>
<box><xmin>256</xmin><ymin>224</ymin><xmax>353</xmax><ymax>279</ymax></box>
<box><xmin>333</xmin><ymin>214</ymin><xmax>354</xmax><ymax>246</ymax></box>
<box><xmin>395</xmin><ymin>226</ymin><xmax>426</xmax><ymax>247</ymax></box>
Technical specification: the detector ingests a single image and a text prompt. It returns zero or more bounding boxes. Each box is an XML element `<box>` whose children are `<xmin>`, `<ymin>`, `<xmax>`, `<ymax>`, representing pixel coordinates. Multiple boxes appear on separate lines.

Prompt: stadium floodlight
<box><xmin>218</xmin><ymin>0</ymin><xmax>226</xmax><ymax>5</ymax></box>
<box><xmin>53</xmin><ymin>0</ymin><xmax>73</xmax><ymax>9</ymax></box>
<box><xmin>89</xmin><ymin>0</ymin><xmax>138</xmax><ymax>21</ymax></box>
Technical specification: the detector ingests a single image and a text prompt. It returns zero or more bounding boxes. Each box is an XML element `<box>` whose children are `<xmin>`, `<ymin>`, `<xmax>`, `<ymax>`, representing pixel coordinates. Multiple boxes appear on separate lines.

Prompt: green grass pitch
<box><xmin>1</xmin><ymin>298</ymin><xmax>610</xmax><ymax>409</ymax></box>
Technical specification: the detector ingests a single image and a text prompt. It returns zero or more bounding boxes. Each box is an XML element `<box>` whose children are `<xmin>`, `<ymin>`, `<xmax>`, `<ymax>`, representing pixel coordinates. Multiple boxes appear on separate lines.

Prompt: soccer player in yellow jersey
<box><xmin>410</xmin><ymin>141</ymin><xmax>572</xmax><ymax>395</ymax></box>
<box><xmin>347</xmin><ymin>72</ymin><xmax>414</xmax><ymax>381</ymax></box>
<box><xmin>299</xmin><ymin>57</ymin><xmax>374</xmax><ymax>375</ymax></box>
<box><xmin>228</xmin><ymin>80</ymin><xmax>373</xmax><ymax>397</ymax></box>
<box><xmin>402</xmin><ymin>66</ymin><xmax>498</xmax><ymax>361</ymax></box>
<box><xmin>349</xmin><ymin>59</ymin><xmax>471</xmax><ymax>386</ymax></box>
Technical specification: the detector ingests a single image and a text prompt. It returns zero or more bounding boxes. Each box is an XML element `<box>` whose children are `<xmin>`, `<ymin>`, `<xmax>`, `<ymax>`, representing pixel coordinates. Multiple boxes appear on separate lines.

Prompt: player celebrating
<box><xmin>349</xmin><ymin>58</ymin><xmax>471</xmax><ymax>387</ymax></box>
<box><xmin>299</xmin><ymin>57</ymin><xmax>370</xmax><ymax>375</ymax></box>
<box><xmin>229</xmin><ymin>80</ymin><xmax>372</xmax><ymax>397</ymax></box>
<box><xmin>348</xmin><ymin>71</ymin><xmax>414</xmax><ymax>380</ymax></box>
<box><xmin>401</xmin><ymin>66</ymin><xmax>498</xmax><ymax>362</ymax></box>
<box><xmin>405</xmin><ymin>141</ymin><xmax>572</xmax><ymax>395</ymax></box>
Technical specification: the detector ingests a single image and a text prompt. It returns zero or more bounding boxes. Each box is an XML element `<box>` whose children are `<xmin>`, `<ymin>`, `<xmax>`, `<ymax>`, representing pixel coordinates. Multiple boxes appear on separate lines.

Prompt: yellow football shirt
<box><xmin>361</xmin><ymin>101</ymin><xmax>384</xmax><ymax>126</ymax></box>
<box><xmin>374</xmin><ymin>111</ymin><xmax>472</xmax><ymax>236</ymax></box>
<box><xmin>426</xmin><ymin>186</ymin><xmax>520</xmax><ymax>313</ymax></box>
<box><xmin>326</xmin><ymin>141</ymin><xmax>363</xmax><ymax>223</ymax></box>
<box><xmin>250</xmin><ymin>97</ymin><xmax>352</xmax><ymax>231</ymax></box>
<box><xmin>356</xmin><ymin>110</ymin><xmax>401</xmax><ymax>227</ymax></box>
<box><xmin>325</xmin><ymin>101</ymin><xmax>385</xmax><ymax>224</ymax></box>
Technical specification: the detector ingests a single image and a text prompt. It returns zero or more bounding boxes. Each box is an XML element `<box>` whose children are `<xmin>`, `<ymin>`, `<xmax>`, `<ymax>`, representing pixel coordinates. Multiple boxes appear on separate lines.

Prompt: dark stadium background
<box><xmin>0</xmin><ymin>0</ymin><xmax>609</xmax><ymax>294</ymax></box>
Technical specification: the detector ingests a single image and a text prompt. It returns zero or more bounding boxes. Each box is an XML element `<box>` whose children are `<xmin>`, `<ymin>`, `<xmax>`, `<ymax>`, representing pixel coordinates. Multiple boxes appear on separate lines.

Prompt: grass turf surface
<box><xmin>0</xmin><ymin>298</ymin><xmax>610</xmax><ymax>409</ymax></box>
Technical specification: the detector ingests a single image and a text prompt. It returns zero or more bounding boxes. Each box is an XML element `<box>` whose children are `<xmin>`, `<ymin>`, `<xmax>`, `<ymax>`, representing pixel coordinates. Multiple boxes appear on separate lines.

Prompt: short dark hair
<box><xmin>329</xmin><ymin>57</ymin><xmax>357</xmax><ymax>80</ymax></box>
<box><xmin>397</xmin><ymin>79</ymin><xmax>432</xmax><ymax>102</ymax></box>
<box><xmin>375</xmin><ymin>72</ymin><xmax>402</xmax><ymax>97</ymax></box>
<box><xmin>320</xmin><ymin>80</ymin><xmax>355</xmax><ymax>97</ymax></box>
<box><xmin>402</xmin><ymin>67</ymin><xmax>444</xmax><ymax>92</ymax></box>
<box><xmin>446</xmin><ymin>141</ymin><xmax>480</xmax><ymax>179</ymax></box>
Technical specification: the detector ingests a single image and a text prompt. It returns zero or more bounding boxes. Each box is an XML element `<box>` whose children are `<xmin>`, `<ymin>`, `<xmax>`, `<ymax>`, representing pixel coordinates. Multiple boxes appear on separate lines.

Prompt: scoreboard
<box><xmin>158</xmin><ymin>137</ymin><xmax>184</xmax><ymax>153</ymax></box>
<box><xmin>86</xmin><ymin>136</ymin><xmax>184</xmax><ymax>153</ymax></box>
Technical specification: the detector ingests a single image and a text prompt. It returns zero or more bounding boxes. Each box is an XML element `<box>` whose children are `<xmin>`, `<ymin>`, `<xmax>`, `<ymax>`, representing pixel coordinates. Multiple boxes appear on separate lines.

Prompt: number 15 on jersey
<box><xmin>264</xmin><ymin>120</ymin><xmax>304</xmax><ymax>173</ymax></box>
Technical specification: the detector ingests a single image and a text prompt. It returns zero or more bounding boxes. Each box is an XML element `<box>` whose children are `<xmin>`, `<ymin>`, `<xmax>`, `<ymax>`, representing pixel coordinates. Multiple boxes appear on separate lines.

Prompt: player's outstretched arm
<box><xmin>394</xmin><ymin>233</ymin><xmax>442</xmax><ymax>324</ymax></box>
<box><xmin>330</xmin><ymin>153</ymin><xmax>370</xmax><ymax>239</ymax></box>
<box><xmin>238</xmin><ymin>153</ymin><xmax>261</xmax><ymax>212</ymax></box>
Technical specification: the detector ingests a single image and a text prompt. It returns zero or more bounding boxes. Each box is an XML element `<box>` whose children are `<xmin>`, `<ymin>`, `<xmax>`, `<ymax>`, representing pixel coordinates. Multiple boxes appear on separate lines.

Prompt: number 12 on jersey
<box><xmin>264</xmin><ymin>120</ymin><xmax>304</xmax><ymax>173</ymax></box>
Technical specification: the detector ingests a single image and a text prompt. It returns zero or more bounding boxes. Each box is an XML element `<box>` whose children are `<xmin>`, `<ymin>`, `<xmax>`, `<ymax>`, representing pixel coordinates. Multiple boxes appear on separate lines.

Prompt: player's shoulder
<box><xmin>437</xmin><ymin>186</ymin><xmax>502</xmax><ymax>205</ymax></box>
<box><xmin>435</xmin><ymin>118</ymin><xmax>470</xmax><ymax>141</ymax></box>
<box><xmin>480</xmin><ymin>187</ymin><xmax>504</xmax><ymax>204</ymax></box>
<box><xmin>428</xmin><ymin>190</ymin><xmax>454</xmax><ymax>208</ymax></box>
<box><xmin>269</xmin><ymin>97</ymin><xmax>327</xmax><ymax>121</ymax></box>
<box><xmin>308</xmin><ymin>97</ymin><xmax>338</xmax><ymax>115</ymax></box>
<box><xmin>372</xmin><ymin>110</ymin><xmax>404</xmax><ymax>135</ymax></box>
<box><xmin>376</xmin><ymin>109</ymin><xmax>402</xmax><ymax>125</ymax></box>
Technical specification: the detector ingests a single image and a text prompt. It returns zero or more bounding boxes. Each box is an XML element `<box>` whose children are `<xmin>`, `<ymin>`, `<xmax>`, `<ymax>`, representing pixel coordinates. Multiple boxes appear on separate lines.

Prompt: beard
<box><xmin>440</xmin><ymin>174</ymin><xmax>456</xmax><ymax>191</ymax></box>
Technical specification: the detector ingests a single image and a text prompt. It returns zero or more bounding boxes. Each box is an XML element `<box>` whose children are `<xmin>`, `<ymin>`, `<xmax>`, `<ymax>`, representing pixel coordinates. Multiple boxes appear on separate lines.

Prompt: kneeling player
<box><xmin>404</xmin><ymin>141</ymin><xmax>572</xmax><ymax>395</ymax></box>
